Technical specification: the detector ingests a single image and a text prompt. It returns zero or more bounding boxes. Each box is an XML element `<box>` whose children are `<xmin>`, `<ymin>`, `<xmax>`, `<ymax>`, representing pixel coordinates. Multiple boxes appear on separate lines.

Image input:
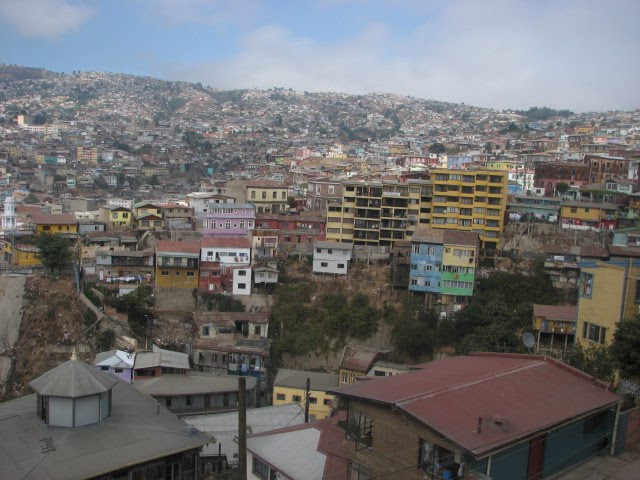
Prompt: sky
<box><xmin>1</xmin><ymin>0</ymin><xmax>639</xmax><ymax>113</ymax></box>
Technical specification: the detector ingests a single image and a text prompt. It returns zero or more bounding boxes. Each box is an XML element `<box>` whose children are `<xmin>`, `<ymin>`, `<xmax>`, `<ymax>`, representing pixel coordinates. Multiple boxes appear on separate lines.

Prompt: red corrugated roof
<box><xmin>331</xmin><ymin>354</ymin><xmax>618</xmax><ymax>456</ymax></box>
<box><xmin>533</xmin><ymin>304</ymin><xmax>578</xmax><ymax>322</ymax></box>
<box><xmin>339</xmin><ymin>345</ymin><xmax>382</xmax><ymax>373</ymax></box>
<box><xmin>200</xmin><ymin>237</ymin><xmax>251</xmax><ymax>248</ymax></box>
<box><xmin>155</xmin><ymin>240</ymin><xmax>201</xmax><ymax>253</ymax></box>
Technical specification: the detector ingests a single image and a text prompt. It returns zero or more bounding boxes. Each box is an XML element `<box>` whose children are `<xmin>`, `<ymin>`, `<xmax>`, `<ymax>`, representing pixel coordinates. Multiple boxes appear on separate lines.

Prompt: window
<box><xmin>115</xmin><ymin>368</ymin><xmax>123</xmax><ymax>373</ymax></box>
<box><xmin>100</xmin><ymin>366</ymin><xmax>109</xmax><ymax>371</ymax></box>
<box><xmin>252</xmin><ymin>456</ymin><xmax>270</xmax><ymax>480</ymax></box>
<box><xmin>583</xmin><ymin>411</ymin><xmax>607</xmax><ymax>436</ymax></box>
<box><xmin>254</xmin><ymin>325</ymin><xmax>261</xmax><ymax>335</ymax></box>
<box><xmin>328</xmin><ymin>186</ymin><xmax>335</xmax><ymax>194</ymax></box>
<box><xmin>348</xmin><ymin>461</ymin><xmax>371</xmax><ymax>480</ymax></box>
<box><xmin>187</xmin><ymin>272</ymin><xmax>194</xmax><ymax>277</ymax></box>
<box><xmin>321</xmin><ymin>262</ymin><xmax>328</xmax><ymax>267</ymax></box>
<box><xmin>161</xmin><ymin>270</ymin><xmax>169</xmax><ymax>276</ymax></box>
<box><xmin>419</xmin><ymin>439</ymin><xmax>455</xmax><ymax>475</ymax></box>
<box><xmin>583</xmin><ymin>322</ymin><xmax>607</xmax><ymax>344</ymax></box>
<box><xmin>166</xmin><ymin>397</ymin><xmax>172</xmax><ymax>407</ymax></box>
<box><xmin>571</xmin><ymin>207</ymin><xmax>577</xmax><ymax>213</ymax></box>
<box><xmin>186</xmin><ymin>396</ymin><xmax>192</xmax><ymax>407</ymax></box>
<box><xmin>324</xmin><ymin>398</ymin><xmax>332</xmax><ymax>406</ymax></box>
<box><xmin>293</xmin><ymin>395</ymin><xmax>302</xmax><ymax>402</ymax></box>
<box><xmin>202</xmin><ymin>326</ymin><xmax>210</xmax><ymax>336</ymax></box>
<box><xmin>240</xmin><ymin>220</ymin><xmax>245</xmax><ymax>229</ymax></box>
<box><xmin>309</xmin><ymin>397</ymin><xmax>317</xmax><ymax>404</ymax></box>
<box><xmin>580</xmin><ymin>273</ymin><xmax>593</xmax><ymax>298</ymax></box>
<box><xmin>175</xmin><ymin>271</ymin><xmax>180</xmax><ymax>276</ymax></box>
<box><xmin>282</xmin><ymin>192</ymin><xmax>286</xmax><ymax>199</ymax></box>
<box><xmin>347</xmin><ymin>410</ymin><xmax>373</xmax><ymax>448</ymax></box>
<box><xmin>276</xmin><ymin>393</ymin><xmax>286</xmax><ymax>401</ymax></box>
<box><xmin>251</xmin><ymin>191</ymin><xmax>256</xmax><ymax>199</ymax></box>
<box><xmin>238</xmin><ymin>283</ymin><xmax>246</xmax><ymax>289</ymax></box>
<box><xmin>262</xmin><ymin>191</ymin><xmax>267</xmax><ymax>199</ymax></box>
<box><xmin>238</xmin><ymin>270</ymin><xmax>247</xmax><ymax>276</ymax></box>
<box><xmin>338</xmin><ymin>263</ymin><xmax>345</xmax><ymax>268</ymax></box>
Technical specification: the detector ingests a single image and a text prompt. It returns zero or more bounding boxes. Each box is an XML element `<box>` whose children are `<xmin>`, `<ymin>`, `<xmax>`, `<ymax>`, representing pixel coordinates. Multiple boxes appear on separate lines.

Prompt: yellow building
<box><xmin>325</xmin><ymin>179</ymin><xmax>432</xmax><ymax>247</ymax></box>
<box><xmin>560</xmin><ymin>201</ymin><xmax>617</xmax><ymax>231</ymax></box>
<box><xmin>154</xmin><ymin>240</ymin><xmax>200</xmax><ymax>289</ymax></box>
<box><xmin>430</xmin><ymin>169</ymin><xmax>508</xmax><ymax>250</ymax></box>
<box><xmin>3</xmin><ymin>239</ymin><xmax>42</xmax><ymax>267</ymax></box>
<box><xmin>245</xmin><ymin>181</ymin><xmax>288</xmax><ymax>214</ymax></box>
<box><xmin>575</xmin><ymin>126</ymin><xmax>596</xmax><ymax>135</ymax></box>
<box><xmin>32</xmin><ymin>213</ymin><xmax>78</xmax><ymax>236</ymax></box>
<box><xmin>272</xmin><ymin>369</ymin><xmax>338</xmax><ymax>420</ymax></box>
<box><xmin>576</xmin><ymin>260</ymin><xmax>640</xmax><ymax>349</ymax></box>
<box><xmin>99</xmin><ymin>206</ymin><xmax>132</xmax><ymax>229</ymax></box>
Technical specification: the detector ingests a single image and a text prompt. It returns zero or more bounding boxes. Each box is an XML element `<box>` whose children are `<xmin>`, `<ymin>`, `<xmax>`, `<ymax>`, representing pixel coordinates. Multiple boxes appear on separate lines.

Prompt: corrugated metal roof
<box><xmin>29</xmin><ymin>359</ymin><xmax>118</xmax><ymax>398</ymax></box>
<box><xmin>93</xmin><ymin>350</ymin><xmax>135</xmax><ymax>369</ymax></box>
<box><xmin>200</xmin><ymin>237</ymin><xmax>252</xmax><ymax>248</ymax></box>
<box><xmin>32</xmin><ymin>213</ymin><xmax>77</xmax><ymax>225</ymax></box>
<box><xmin>133</xmin><ymin>373</ymin><xmax>257</xmax><ymax>396</ymax></box>
<box><xmin>134</xmin><ymin>346</ymin><xmax>191</xmax><ymax>371</ymax></box>
<box><xmin>185</xmin><ymin>403</ymin><xmax>304</xmax><ymax>458</ymax></box>
<box><xmin>533</xmin><ymin>304</ymin><xmax>578</xmax><ymax>322</ymax></box>
<box><xmin>339</xmin><ymin>346</ymin><xmax>382</xmax><ymax>373</ymax></box>
<box><xmin>330</xmin><ymin>354</ymin><xmax>619</xmax><ymax>456</ymax></box>
<box><xmin>154</xmin><ymin>240</ymin><xmax>201</xmax><ymax>254</ymax></box>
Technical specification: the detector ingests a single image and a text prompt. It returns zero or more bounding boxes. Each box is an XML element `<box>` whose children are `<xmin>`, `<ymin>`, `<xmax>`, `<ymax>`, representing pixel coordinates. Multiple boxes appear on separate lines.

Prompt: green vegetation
<box><xmin>35</xmin><ymin>233</ymin><xmax>72</xmax><ymax>273</ymax></box>
<box><xmin>564</xmin><ymin>344</ymin><xmax>615</xmax><ymax>382</ymax></box>
<box><xmin>202</xmin><ymin>292</ymin><xmax>245</xmax><ymax>312</ymax></box>
<box><xmin>269</xmin><ymin>279</ymin><xmax>380</xmax><ymax>368</ymax></box>
<box><xmin>107</xmin><ymin>286</ymin><xmax>154</xmax><ymax>338</ymax></box>
<box><xmin>611</xmin><ymin>316</ymin><xmax>640</xmax><ymax>378</ymax></box>
<box><xmin>454</xmin><ymin>263</ymin><xmax>563</xmax><ymax>354</ymax></box>
<box><xmin>516</xmin><ymin>106</ymin><xmax>573</xmax><ymax>121</ymax></box>
<box><xmin>385</xmin><ymin>299</ymin><xmax>456</xmax><ymax>360</ymax></box>
<box><xmin>96</xmin><ymin>329</ymin><xmax>116</xmax><ymax>352</ymax></box>
<box><xmin>23</xmin><ymin>193</ymin><xmax>39</xmax><ymax>204</ymax></box>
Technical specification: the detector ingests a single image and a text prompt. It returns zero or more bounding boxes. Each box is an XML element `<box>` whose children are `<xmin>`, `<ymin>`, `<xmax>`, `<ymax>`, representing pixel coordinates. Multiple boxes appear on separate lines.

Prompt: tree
<box><xmin>35</xmin><ymin>233</ymin><xmax>72</xmax><ymax>273</ymax></box>
<box><xmin>556</xmin><ymin>182</ymin><xmax>570</xmax><ymax>196</ymax></box>
<box><xmin>428</xmin><ymin>143</ymin><xmax>446</xmax><ymax>154</ymax></box>
<box><xmin>611</xmin><ymin>316</ymin><xmax>640</xmax><ymax>378</ymax></box>
<box><xmin>23</xmin><ymin>193</ymin><xmax>39</xmax><ymax>204</ymax></box>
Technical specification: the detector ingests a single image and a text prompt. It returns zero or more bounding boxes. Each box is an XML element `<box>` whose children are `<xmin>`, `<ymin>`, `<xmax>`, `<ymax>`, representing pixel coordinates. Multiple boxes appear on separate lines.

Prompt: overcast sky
<box><xmin>1</xmin><ymin>0</ymin><xmax>638</xmax><ymax>112</ymax></box>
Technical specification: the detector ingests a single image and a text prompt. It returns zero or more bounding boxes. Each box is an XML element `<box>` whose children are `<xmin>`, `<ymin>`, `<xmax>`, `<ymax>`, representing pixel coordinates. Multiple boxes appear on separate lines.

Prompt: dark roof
<box><xmin>412</xmin><ymin>226</ymin><xmax>479</xmax><ymax>247</ymax></box>
<box><xmin>609</xmin><ymin>246</ymin><xmax>640</xmax><ymax>258</ymax></box>
<box><xmin>200</xmin><ymin>237</ymin><xmax>252</xmax><ymax>248</ymax></box>
<box><xmin>330</xmin><ymin>353</ymin><xmax>619</xmax><ymax>457</ymax></box>
<box><xmin>0</xmin><ymin>377</ymin><xmax>209</xmax><ymax>480</ymax></box>
<box><xmin>339</xmin><ymin>346</ymin><xmax>383</xmax><ymax>373</ymax></box>
<box><xmin>29</xmin><ymin>358</ymin><xmax>117</xmax><ymax>398</ymax></box>
<box><xmin>532</xmin><ymin>304</ymin><xmax>578</xmax><ymax>322</ymax></box>
<box><xmin>193</xmin><ymin>311</ymin><xmax>269</xmax><ymax>325</ymax></box>
<box><xmin>32</xmin><ymin>213</ymin><xmax>77</xmax><ymax>225</ymax></box>
<box><xmin>274</xmin><ymin>369</ymin><xmax>339</xmax><ymax>391</ymax></box>
<box><xmin>155</xmin><ymin>240</ymin><xmax>200</xmax><ymax>254</ymax></box>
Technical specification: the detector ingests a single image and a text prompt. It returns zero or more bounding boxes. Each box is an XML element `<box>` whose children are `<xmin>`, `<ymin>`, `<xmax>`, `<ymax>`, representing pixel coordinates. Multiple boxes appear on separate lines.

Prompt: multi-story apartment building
<box><xmin>430</xmin><ymin>169</ymin><xmax>507</xmax><ymax>250</ymax></box>
<box><xmin>305</xmin><ymin>177</ymin><xmax>343</xmax><ymax>212</ymax></box>
<box><xmin>201</xmin><ymin>203</ymin><xmax>255</xmax><ymax>238</ymax></box>
<box><xmin>246</xmin><ymin>181</ymin><xmax>288</xmax><ymax>214</ymax></box>
<box><xmin>154</xmin><ymin>240</ymin><xmax>200</xmax><ymax>290</ymax></box>
<box><xmin>409</xmin><ymin>227</ymin><xmax>479</xmax><ymax>316</ymax></box>
<box><xmin>76</xmin><ymin>146</ymin><xmax>98</xmax><ymax>164</ymax></box>
<box><xmin>325</xmin><ymin>179</ymin><xmax>432</xmax><ymax>247</ymax></box>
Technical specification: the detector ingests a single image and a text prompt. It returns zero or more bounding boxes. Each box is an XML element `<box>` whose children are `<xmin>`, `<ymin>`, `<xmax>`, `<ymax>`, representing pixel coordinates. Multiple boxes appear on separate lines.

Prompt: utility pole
<box><xmin>304</xmin><ymin>377</ymin><xmax>311</xmax><ymax>423</ymax></box>
<box><xmin>238</xmin><ymin>376</ymin><xmax>247</xmax><ymax>480</ymax></box>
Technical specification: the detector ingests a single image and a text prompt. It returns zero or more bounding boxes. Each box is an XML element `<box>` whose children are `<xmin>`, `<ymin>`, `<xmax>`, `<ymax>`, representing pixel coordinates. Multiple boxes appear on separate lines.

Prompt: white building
<box><xmin>312</xmin><ymin>241</ymin><xmax>353</xmax><ymax>275</ymax></box>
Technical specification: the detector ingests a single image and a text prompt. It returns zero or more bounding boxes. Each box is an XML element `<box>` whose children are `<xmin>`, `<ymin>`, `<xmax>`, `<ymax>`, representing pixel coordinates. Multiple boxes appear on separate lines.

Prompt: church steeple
<box><xmin>2</xmin><ymin>196</ymin><xmax>16</xmax><ymax>231</ymax></box>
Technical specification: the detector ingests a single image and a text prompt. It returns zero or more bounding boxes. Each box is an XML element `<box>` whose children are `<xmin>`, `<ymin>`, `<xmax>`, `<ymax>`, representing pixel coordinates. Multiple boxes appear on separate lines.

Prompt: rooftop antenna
<box><xmin>522</xmin><ymin>332</ymin><xmax>535</xmax><ymax>353</ymax></box>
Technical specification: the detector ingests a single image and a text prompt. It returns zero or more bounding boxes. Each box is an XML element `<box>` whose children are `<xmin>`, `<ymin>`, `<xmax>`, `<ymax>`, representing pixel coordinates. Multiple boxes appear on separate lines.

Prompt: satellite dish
<box><xmin>522</xmin><ymin>332</ymin><xmax>535</xmax><ymax>350</ymax></box>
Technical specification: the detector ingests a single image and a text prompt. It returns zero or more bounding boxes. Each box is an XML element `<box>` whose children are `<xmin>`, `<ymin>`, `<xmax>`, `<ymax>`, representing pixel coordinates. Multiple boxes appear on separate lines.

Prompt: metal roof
<box><xmin>133</xmin><ymin>373</ymin><xmax>257</xmax><ymax>396</ymax></box>
<box><xmin>330</xmin><ymin>353</ymin><xmax>619</xmax><ymax>457</ymax></box>
<box><xmin>274</xmin><ymin>369</ymin><xmax>339</xmax><ymax>391</ymax></box>
<box><xmin>134</xmin><ymin>346</ymin><xmax>191</xmax><ymax>371</ymax></box>
<box><xmin>0</xmin><ymin>376</ymin><xmax>209</xmax><ymax>480</ymax></box>
<box><xmin>185</xmin><ymin>403</ymin><xmax>304</xmax><ymax>459</ymax></box>
<box><xmin>339</xmin><ymin>345</ymin><xmax>383</xmax><ymax>373</ymax></box>
<box><xmin>532</xmin><ymin>304</ymin><xmax>578</xmax><ymax>322</ymax></box>
<box><xmin>29</xmin><ymin>358</ymin><xmax>118</xmax><ymax>398</ymax></box>
<box><xmin>93</xmin><ymin>350</ymin><xmax>136</xmax><ymax>369</ymax></box>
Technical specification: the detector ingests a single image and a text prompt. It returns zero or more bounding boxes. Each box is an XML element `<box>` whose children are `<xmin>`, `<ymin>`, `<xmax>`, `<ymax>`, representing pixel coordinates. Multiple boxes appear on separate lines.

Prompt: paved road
<box><xmin>554</xmin><ymin>451</ymin><xmax>640</xmax><ymax>480</ymax></box>
<box><xmin>0</xmin><ymin>275</ymin><xmax>26</xmax><ymax>391</ymax></box>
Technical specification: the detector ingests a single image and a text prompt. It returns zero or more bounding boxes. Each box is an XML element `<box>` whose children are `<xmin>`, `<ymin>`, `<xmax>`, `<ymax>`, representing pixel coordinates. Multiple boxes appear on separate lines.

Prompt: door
<box><xmin>527</xmin><ymin>433</ymin><xmax>546</xmax><ymax>480</ymax></box>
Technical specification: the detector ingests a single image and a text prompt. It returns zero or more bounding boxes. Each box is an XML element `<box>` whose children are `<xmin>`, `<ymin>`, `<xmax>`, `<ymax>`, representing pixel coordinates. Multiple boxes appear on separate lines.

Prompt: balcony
<box><xmin>159</xmin><ymin>260</ymin><xmax>198</xmax><ymax>269</ymax></box>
